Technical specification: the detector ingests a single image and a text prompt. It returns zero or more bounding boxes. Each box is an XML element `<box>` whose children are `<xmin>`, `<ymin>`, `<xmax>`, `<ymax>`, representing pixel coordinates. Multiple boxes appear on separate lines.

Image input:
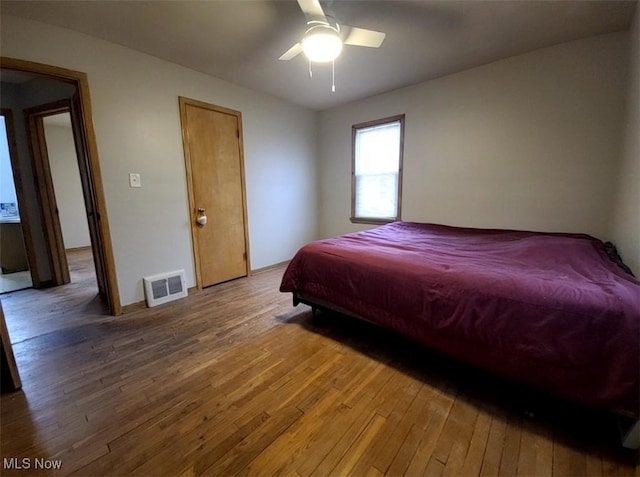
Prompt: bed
<box><xmin>280</xmin><ymin>221</ymin><xmax>640</xmax><ymax>418</ymax></box>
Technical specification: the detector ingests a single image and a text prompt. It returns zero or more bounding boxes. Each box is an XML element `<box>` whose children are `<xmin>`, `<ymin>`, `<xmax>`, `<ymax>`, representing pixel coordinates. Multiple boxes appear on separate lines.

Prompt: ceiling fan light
<box><xmin>302</xmin><ymin>28</ymin><xmax>343</xmax><ymax>63</ymax></box>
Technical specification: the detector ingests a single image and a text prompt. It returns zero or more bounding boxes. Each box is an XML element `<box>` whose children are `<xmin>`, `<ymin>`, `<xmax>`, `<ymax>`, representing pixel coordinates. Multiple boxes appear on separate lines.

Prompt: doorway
<box><xmin>27</xmin><ymin>106</ymin><xmax>99</xmax><ymax>294</ymax></box>
<box><xmin>0</xmin><ymin>57</ymin><xmax>120</xmax><ymax>315</ymax></box>
<box><xmin>179</xmin><ymin>97</ymin><xmax>250</xmax><ymax>288</ymax></box>
<box><xmin>0</xmin><ymin>110</ymin><xmax>32</xmax><ymax>294</ymax></box>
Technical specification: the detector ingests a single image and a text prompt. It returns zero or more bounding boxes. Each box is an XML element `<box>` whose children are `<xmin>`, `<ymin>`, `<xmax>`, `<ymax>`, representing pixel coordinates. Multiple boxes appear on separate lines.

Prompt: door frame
<box><xmin>0</xmin><ymin>57</ymin><xmax>121</xmax><ymax>315</ymax></box>
<box><xmin>24</xmin><ymin>99</ymin><xmax>73</xmax><ymax>286</ymax></box>
<box><xmin>178</xmin><ymin>96</ymin><xmax>251</xmax><ymax>290</ymax></box>
<box><xmin>0</xmin><ymin>108</ymin><xmax>41</xmax><ymax>287</ymax></box>
<box><xmin>0</xmin><ymin>301</ymin><xmax>21</xmax><ymax>392</ymax></box>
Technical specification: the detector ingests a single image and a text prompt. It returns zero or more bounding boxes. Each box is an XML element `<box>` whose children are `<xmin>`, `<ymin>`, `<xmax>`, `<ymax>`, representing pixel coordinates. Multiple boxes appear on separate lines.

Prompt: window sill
<box><xmin>350</xmin><ymin>217</ymin><xmax>398</xmax><ymax>225</ymax></box>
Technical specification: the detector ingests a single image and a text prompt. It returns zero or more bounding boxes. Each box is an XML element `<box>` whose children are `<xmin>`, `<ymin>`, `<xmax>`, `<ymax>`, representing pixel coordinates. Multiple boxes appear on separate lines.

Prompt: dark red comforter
<box><xmin>280</xmin><ymin>222</ymin><xmax>640</xmax><ymax>415</ymax></box>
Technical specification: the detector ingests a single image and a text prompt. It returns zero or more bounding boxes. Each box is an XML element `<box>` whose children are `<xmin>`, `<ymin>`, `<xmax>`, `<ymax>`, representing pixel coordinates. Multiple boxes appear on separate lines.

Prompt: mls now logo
<box><xmin>3</xmin><ymin>457</ymin><xmax>63</xmax><ymax>470</ymax></box>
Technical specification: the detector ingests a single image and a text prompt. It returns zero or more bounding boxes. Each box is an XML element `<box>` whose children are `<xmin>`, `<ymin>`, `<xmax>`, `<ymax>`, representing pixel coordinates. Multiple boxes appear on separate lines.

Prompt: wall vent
<box><xmin>143</xmin><ymin>269</ymin><xmax>188</xmax><ymax>307</ymax></box>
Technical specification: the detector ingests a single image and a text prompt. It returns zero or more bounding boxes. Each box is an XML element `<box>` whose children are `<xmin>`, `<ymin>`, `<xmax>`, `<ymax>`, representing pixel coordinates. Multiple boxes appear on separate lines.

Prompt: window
<box><xmin>351</xmin><ymin>114</ymin><xmax>404</xmax><ymax>224</ymax></box>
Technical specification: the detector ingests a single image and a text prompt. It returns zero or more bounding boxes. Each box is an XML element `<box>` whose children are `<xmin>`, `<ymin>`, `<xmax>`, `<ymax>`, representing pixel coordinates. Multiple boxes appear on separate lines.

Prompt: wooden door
<box><xmin>179</xmin><ymin>98</ymin><xmax>249</xmax><ymax>288</ymax></box>
<box><xmin>70</xmin><ymin>92</ymin><xmax>110</xmax><ymax>306</ymax></box>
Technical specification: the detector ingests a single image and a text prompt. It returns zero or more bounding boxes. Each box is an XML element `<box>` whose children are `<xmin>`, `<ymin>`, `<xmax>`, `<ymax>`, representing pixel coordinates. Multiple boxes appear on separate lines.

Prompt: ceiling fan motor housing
<box><xmin>302</xmin><ymin>23</ymin><xmax>343</xmax><ymax>62</ymax></box>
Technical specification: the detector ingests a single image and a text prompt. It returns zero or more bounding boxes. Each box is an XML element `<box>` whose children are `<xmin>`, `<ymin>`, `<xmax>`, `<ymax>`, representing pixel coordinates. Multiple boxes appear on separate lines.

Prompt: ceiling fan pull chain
<box><xmin>332</xmin><ymin>60</ymin><xmax>336</xmax><ymax>92</ymax></box>
<box><xmin>309</xmin><ymin>60</ymin><xmax>313</xmax><ymax>78</ymax></box>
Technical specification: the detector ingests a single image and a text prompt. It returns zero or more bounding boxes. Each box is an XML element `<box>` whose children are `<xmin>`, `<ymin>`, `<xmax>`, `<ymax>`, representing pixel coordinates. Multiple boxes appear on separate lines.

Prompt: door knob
<box><xmin>196</xmin><ymin>208</ymin><xmax>207</xmax><ymax>226</ymax></box>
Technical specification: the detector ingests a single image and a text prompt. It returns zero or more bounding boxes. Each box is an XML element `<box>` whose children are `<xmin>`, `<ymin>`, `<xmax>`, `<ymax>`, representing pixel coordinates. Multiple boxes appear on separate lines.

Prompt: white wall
<box><xmin>318</xmin><ymin>33</ymin><xmax>629</xmax><ymax>241</ymax></box>
<box><xmin>43</xmin><ymin>118</ymin><xmax>92</xmax><ymax>250</ymax></box>
<box><xmin>611</xmin><ymin>8</ymin><xmax>640</xmax><ymax>275</ymax></box>
<box><xmin>1</xmin><ymin>15</ymin><xmax>318</xmax><ymax>306</ymax></box>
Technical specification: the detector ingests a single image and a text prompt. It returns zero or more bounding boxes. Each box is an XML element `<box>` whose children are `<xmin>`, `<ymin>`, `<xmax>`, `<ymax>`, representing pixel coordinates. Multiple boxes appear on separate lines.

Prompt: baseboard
<box><xmin>34</xmin><ymin>280</ymin><xmax>55</xmax><ymax>289</ymax></box>
<box><xmin>65</xmin><ymin>246</ymin><xmax>92</xmax><ymax>253</ymax></box>
<box><xmin>251</xmin><ymin>260</ymin><xmax>290</xmax><ymax>274</ymax></box>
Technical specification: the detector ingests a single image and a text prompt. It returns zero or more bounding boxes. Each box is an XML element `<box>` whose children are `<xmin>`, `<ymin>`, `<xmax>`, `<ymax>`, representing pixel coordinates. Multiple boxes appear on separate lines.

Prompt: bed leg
<box><xmin>311</xmin><ymin>306</ymin><xmax>321</xmax><ymax>324</ymax></box>
<box><xmin>621</xmin><ymin>418</ymin><xmax>640</xmax><ymax>449</ymax></box>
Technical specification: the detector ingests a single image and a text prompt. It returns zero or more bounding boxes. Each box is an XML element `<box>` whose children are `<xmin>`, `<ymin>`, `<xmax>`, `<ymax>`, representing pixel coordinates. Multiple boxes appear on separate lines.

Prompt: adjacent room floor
<box><xmin>0</xmin><ymin>269</ymin><xmax>32</xmax><ymax>295</ymax></box>
<box><xmin>2</xmin><ymin>247</ymin><xmax>107</xmax><ymax>344</ymax></box>
<box><xmin>0</xmin><ymin>262</ymin><xmax>637</xmax><ymax>476</ymax></box>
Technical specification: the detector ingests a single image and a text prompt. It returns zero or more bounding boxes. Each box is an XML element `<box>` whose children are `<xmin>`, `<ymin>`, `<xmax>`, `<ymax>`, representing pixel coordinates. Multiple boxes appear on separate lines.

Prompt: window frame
<box><xmin>350</xmin><ymin>114</ymin><xmax>405</xmax><ymax>225</ymax></box>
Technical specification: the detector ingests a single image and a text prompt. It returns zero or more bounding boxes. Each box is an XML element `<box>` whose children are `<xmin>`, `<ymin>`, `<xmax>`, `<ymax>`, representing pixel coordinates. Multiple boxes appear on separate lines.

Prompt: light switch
<box><xmin>129</xmin><ymin>173</ymin><xmax>141</xmax><ymax>188</ymax></box>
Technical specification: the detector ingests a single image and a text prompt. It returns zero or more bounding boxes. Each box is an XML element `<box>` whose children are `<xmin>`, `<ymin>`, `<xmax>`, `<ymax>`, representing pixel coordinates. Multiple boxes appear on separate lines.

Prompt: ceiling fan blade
<box><xmin>343</xmin><ymin>26</ymin><xmax>386</xmax><ymax>48</ymax></box>
<box><xmin>297</xmin><ymin>0</ymin><xmax>328</xmax><ymax>24</ymax></box>
<box><xmin>279</xmin><ymin>43</ymin><xmax>303</xmax><ymax>61</ymax></box>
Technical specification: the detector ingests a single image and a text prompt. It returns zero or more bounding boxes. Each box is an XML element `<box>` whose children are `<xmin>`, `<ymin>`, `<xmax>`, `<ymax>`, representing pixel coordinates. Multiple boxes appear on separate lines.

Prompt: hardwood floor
<box><xmin>0</xmin><ymin>269</ymin><xmax>32</xmax><ymax>294</ymax></box>
<box><xmin>0</xmin><ymin>257</ymin><xmax>637</xmax><ymax>476</ymax></box>
<box><xmin>2</xmin><ymin>248</ymin><xmax>107</xmax><ymax>344</ymax></box>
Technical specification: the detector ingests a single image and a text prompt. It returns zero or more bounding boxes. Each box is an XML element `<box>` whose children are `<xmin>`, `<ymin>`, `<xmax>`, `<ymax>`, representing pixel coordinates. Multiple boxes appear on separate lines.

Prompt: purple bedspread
<box><xmin>280</xmin><ymin>222</ymin><xmax>640</xmax><ymax>415</ymax></box>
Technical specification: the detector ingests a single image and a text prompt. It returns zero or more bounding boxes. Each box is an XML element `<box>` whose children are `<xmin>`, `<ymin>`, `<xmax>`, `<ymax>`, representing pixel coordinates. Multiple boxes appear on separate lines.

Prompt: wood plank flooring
<box><xmin>0</xmin><ymin>269</ymin><xmax>32</xmax><ymax>294</ymax></box>
<box><xmin>1</xmin><ymin>251</ymin><xmax>637</xmax><ymax>476</ymax></box>
<box><xmin>2</xmin><ymin>248</ymin><xmax>107</xmax><ymax>344</ymax></box>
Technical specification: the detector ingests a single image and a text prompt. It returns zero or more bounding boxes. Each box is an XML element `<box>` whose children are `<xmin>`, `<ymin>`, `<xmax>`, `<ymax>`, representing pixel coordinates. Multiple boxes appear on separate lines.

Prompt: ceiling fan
<box><xmin>279</xmin><ymin>0</ymin><xmax>386</xmax><ymax>90</ymax></box>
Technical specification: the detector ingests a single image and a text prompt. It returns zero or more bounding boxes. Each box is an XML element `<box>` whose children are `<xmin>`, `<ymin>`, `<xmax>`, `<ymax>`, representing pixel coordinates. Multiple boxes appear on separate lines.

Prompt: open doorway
<box><xmin>41</xmin><ymin>111</ymin><xmax>97</xmax><ymax>293</ymax></box>
<box><xmin>0</xmin><ymin>110</ymin><xmax>32</xmax><ymax>294</ymax></box>
<box><xmin>0</xmin><ymin>59</ymin><xmax>121</xmax><ymax>350</ymax></box>
<box><xmin>0</xmin><ymin>58</ymin><xmax>120</xmax><ymax>315</ymax></box>
<box><xmin>43</xmin><ymin>112</ymin><xmax>93</xmax><ymax>260</ymax></box>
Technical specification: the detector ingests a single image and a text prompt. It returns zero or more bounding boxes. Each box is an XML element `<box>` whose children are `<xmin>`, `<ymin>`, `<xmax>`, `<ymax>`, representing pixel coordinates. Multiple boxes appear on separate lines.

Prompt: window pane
<box><xmin>353</xmin><ymin>117</ymin><xmax>402</xmax><ymax>221</ymax></box>
<box><xmin>355</xmin><ymin>172</ymin><xmax>398</xmax><ymax>218</ymax></box>
<box><xmin>355</xmin><ymin>123</ymin><xmax>400</xmax><ymax>175</ymax></box>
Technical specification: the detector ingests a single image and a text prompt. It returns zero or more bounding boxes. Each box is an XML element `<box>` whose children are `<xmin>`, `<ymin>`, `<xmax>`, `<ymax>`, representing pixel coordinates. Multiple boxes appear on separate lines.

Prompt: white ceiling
<box><xmin>2</xmin><ymin>1</ymin><xmax>637</xmax><ymax>111</ymax></box>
